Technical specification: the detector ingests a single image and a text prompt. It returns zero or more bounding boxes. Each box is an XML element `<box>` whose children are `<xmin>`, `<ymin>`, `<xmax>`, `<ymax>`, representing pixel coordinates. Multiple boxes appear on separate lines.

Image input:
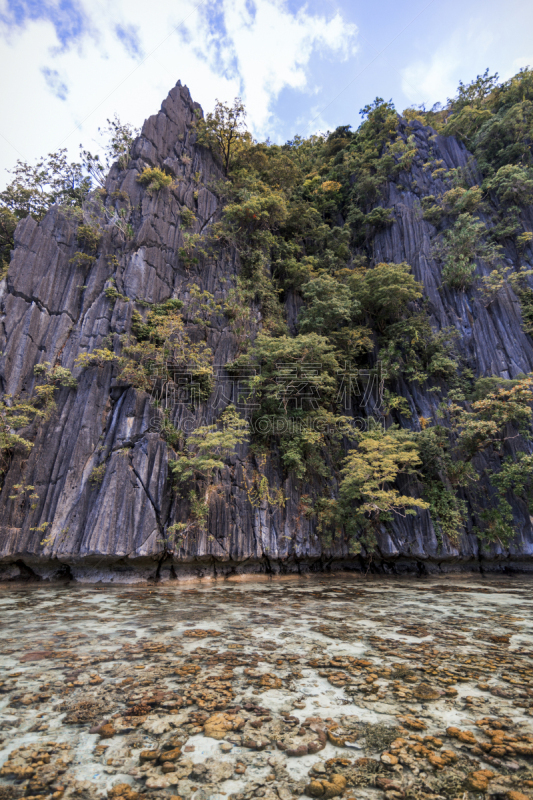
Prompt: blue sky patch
<box><xmin>115</xmin><ymin>23</ymin><xmax>143</xmax><ymax>59</ymax></box>
<box><xmin>41</xmin><ymin>66</ymin><xmax>68</xmax><ymax>100</ymax></box>
<box><xmin>0</xmin><ymin>0</ymin><xmax>531</xmax><ymax>184</ymax></box>
<box><xmin>0</xmin><ymin>0</ymin><xmax>89</xmax><ymax>48</ymax></box>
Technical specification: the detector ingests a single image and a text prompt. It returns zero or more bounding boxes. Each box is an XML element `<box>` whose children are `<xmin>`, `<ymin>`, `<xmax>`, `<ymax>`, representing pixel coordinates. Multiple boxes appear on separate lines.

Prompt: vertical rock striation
<box><xmin>0</xmin><ymin>83</ymin><xmax>532</xmax><ymax>582</ymax></box>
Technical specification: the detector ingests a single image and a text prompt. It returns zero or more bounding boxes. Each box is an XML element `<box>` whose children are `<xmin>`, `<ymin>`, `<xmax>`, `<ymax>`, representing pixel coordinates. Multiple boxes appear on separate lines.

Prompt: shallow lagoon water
<box><xmin>0</xmin><ymin>574</ymin><xmax>532</xmax><ymax>800</ymax></box>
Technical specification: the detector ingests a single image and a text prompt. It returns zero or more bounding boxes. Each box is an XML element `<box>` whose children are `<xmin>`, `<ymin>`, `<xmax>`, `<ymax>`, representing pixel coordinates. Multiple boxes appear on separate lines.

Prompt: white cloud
<box><xmin>296</xmin><ymin>103</ymin><xmax>337</xmax><ymax>139</ymax></box>
<box><xmin>0</xmin><ymin>0</ymin><xmax>357</xmax><ymax>182</ymax></box>
<box><xmin>505</xmin><ymin>56</ymin><xmax>533</xmax><ymax>79</ymax></box>
<box><xmin>215</xmin><ymin>0</ymin><xmax>356</xmax><ymax>135</ymax></box>
<box><xmin>400</xmin><ymin>23</ymin><xmax>494</xmax><ymax>109</ymax></box>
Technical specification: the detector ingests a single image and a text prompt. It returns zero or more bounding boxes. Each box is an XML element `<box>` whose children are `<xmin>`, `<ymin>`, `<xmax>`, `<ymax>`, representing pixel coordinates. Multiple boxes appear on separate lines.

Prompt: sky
<box><xmin>0</xmin><ymin>0</ymin><xmax>532</xmax><ymax>187</ymax></box>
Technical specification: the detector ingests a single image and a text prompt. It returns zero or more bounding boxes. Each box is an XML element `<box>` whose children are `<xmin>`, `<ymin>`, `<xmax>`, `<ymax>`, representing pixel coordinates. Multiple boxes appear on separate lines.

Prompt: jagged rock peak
<box><xmin>131</xmin><ymin>81</ymin><xmax>204</xmax><ymax>169</ymax></box>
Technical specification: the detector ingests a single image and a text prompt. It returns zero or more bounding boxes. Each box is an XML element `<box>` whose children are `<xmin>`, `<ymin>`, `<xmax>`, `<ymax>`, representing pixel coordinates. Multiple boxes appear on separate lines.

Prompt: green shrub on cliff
<box><xmin>336</xmin><ymin>426</ymin><xmax>429</xmax><ymax>550</ymax></box>
<box><xmin>346</xmin><ymin>261</ymin><xmax>423</xmax><ymax>326</ymax></box>
<box><xmin>169</xmin><ymin>406</ymin><xmax>249</xmax><ymax>487</ymax></box>
<box><xmin>80</xmin><ymin>114</ymin><xmax>139</xmax><ymax>186</ymax></box>
<box><xmin>0</xmin><ymin>149</ymin><xmax>90</xmax><ymax>221</ymax></box>
<box><xmin>298</xmin><ymin>274</ymin><xmax>360</xmax><ymax>335</ymax></box>
<box><xmin>0</xmin><ymin>206</ymin><xmax>18</xmax><ymax>277</ymax></box>
<box><xmin>168</xmin><ymin>406</ymin><xmax>249</xmax><ymax>539</ymax></box>
<box><xmin>484</xmin><ymin>164</ymin><xmax>533</xmax><ymax>205</ymax></box>
<box><xmin>77</xmin><ymin>224</ymin><xmax>102</xmax><ymax>253</ymax></box>
<box><xmin>432</xmin><ymin>213</ymin><xmax>502</xmax><ymax>289</ymax></box>
<box><xmin>137</xmin><ymin>167</ymin><xmax>173</xmax><ymax>192</ymax></box>
<box><xmin>195</xmin><ymin>98</ymin><xmax>250</xmax><ymax>176</ymax></box>
<box><xmin>0</xmin><ymin>363</ymin><xmax>77</xmax><ymax>480</ymax></box>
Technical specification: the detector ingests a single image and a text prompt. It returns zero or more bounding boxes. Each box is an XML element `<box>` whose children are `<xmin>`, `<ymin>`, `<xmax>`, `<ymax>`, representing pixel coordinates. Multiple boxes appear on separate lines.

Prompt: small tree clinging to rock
<box><xmin>195</xmin><ymin>98</ymin><xmax>250</xmax><ymax>175</ymax></box>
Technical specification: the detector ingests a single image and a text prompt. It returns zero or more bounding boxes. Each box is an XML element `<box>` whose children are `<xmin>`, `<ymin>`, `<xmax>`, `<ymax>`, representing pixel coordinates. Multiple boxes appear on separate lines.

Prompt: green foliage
<box><xmin>490</xmin><ymin>207</ymin><xmax>522</xmax><ymax>242</ymax></box>
<box><xmin>480</xmin><ymin>262</ymin><xmax>533</xmax><ymax>308</ymax></box>
<box><xmin>238</xmin><ymin>141</ymin><xmax>301</xmax><ymax>190</ymax></box>
<box><xmin>0</xmin><ymin>206</ymin><xmax>18</xmax><ymax>276</ymax></box>
<box><xmin>243</xmin><ymin>457</ymin><xmax>286</xmax><ymax>512</ymax></box>
<box><xmin>298</xmin><ymin>274</ymin><xmax>360</xmax><ymax>335</ymax></box>
<box><xmin>0</xmin><ymin>363</ymin><xmax>76</xmax><ymax>480</ymax></box>
<box><xmin>432</xmin><ymin>213</ymin><xmax>502</xmax><ymax>289</ymax></box>
<box><xmin>32</xmin><ymin>362</ymin><xmax>77</xmax><ymax>419</ymax></box>
<box><xmin>337</xmin><ymin>425</ymin><xmax>429</xmax><ymax>547</ymax></box>
<box><xmin>469</xmin><ymin>375</ymin><xmax>521</xmax><ymax>401</ymax></box>
<box><xmin>416</xmin><ymin>425</ymin><xmax>473</xmax><ymax>487</ymax></box>
<box><xmin>297</xmin><ymin>273</ymin><xmax>373</xmax><ymax>359</ymax></box>
<box><xmin>517</xmin><ymin>231</ymin><xmax>533</xmax><ymax>251</ymax></box>
<box><xmin>152</xmin><ymin>297</ymin><xmax>185</xmax><ymax>315</ymax></box>
<box><xmin>168</xmin><ymin>406</ymin><xmax>249</xmax><ymax>537</ymax></box>
<box><xmin>104</xmin><ymin>285</ymin><xmax>129</xmax><ymax>302</ymax></box>
<box><xmin>76</xmin><ymin>294</ymin><xmax>213</xmax><ymax>400</ymax></box>
<box><xmin>412</xmin><ymin>67</ymin><xmax>533</xmax><ymax>179</ymax></box>
<box><xmin>218</xmin><ymin>180</ymin><xmax>288</xmax><ymax>331</ymax></box>
<box><xmin>412</xmin><ymin>424</ymin><xmax>475</xmax><ymax>545</ymax></box>
<box><xmin>130</xmin><ymin>298</ymin><xmax>185</xmax><ymax>340</ymax></box>
<box><xmin>223</xmin><ymin>279</ymin><xmax>256</xmax><ymax>352</ymax></box>
<box><xmin>382</xmin><ymin>390</ymin><xmax>412</xmax><ymax>418</ymax></box>
<box><xmin>170</xmin><ymin>406</ymin><xmax>249</xmax><ymax>486</ymax></box>
<box><xmin>69</xmin><ymin>252</ymin><xmax>96</xmax><ymax>270</ymax></box>
<box><xmin>358</xmin><ymin>206</ymin><xmax>395</xmax><ymax>240</ymax></box>
<box><xmin>0</xmin><ymin>402</ymin><xmax>34</xmax><ymax>480</ymax></box>
<box><xmin>477</xmin><ymin>505</ymin><xmax>515</xmax><ymax>547</ymax></box>
<box><xmin>205</xmin><ymin>96</ymin><xmax>410</xmax><ymax>344</ymax></box>
<box><xmin>77</xmin><ymin>224</ymin><xmax>102</xmax><ymax>253</ymax></box>
<box><xmin>240</xmin><ymin>331</ymin><xmax>340</xmax><ymax>412</ymax></box>
<box><xmin>232</xmin><ymin>332</ymin><xmax>351</xmax><ymax>480</ymax></box>
<box><xmin>179</xmin><ymin>206</ymin><xmax>196</xmax><ymax>228</ymax></box>
<box><xmin>80</xmin><ymin>114</ymin><xmax>139</xmax><ymax>186</ymax></box>
<box><xmin>121</xmin><ymin>305</ymin><xmax>213</xmax><ymax>397</ymax></box>
<box><xmin>75</xmin><ymin>348</ymin><xmax>117</xmax><ymax>369</ymax></box>
<box><xmin>346</xmin><ymin>262</ymin><xmax>423</xmax><ymax>327</ymax></box>
<box><xmin>484</xmin><ymin>164</ymin><xmax>533</xmax><ymax>205</ymax></box>
<box><xmin>477</xmin><ymin>445</ymin><xmax>533</xmax><ymax>546</ymax></box>
<box><xmin>441</xmin><ymin>185</ymin><xmax>483</xmax><ymax>215</ymax></box>
<box><xmin>380</xmin><ymin>317</ymin><xmax>459</xmax><ymax>385</ymax></box>
<box><xmin>492</xmin><ymin>452</ymin><xmax>533</xmax><ymax>503</ymax></box>
<box><xmin>424</xmin><ymin>482</ymin><xmax>467</xmax><ymax>545</ymax></box>
<box><xmin>8</xmin><ymin>483</ymin><xmax>39</xmax><ymax>507</ymax></box>
<box><xmin>0</xmin><ymin>149</ymin><xmax>91</xmax><ymax>220</ymax></box>
<box><xmin>486</xmin><ymin>453</ymin><xmax>533</xmax><ymax>546</ymax></box>
<box><xmin>449</xmin><ymin>69</ymin><xmax>500</xmax><ymax>113</ymax></box>
<box><xmin>195</xmin><ymin>98</ymin><xmax>250</xmax><ymax>175</ymax></box>
<box><xmin>33</xmin><ymin>362</ymin><xmax>77</xmax><ymax>390</ymax></box>
<box><xmin>479</xmin><ymin>263</ymin><xmax>512</xmax><ymax>303</ymax></box>
<box><xmin>421</xmin><ymin>196</ymin><xmax>444</xmax><ymax>225</ymax></box>
<box><xmin>516</xmin><ymin>286</ymin><xmax>533</xmax><ymax>336</ymax></box>
<box><xmin>223</xmin><ymin>186</ymin><xmax>288</xmax><ymax>244</ymax></box>
<box><xmin>343</xmin><ymin>100</ymin><xmax>402</xmax><ymax>211</ymax></box>
<box><xmin>183</xmin><ymin>284</ymin><xmax>222</xmax><ymax>327</ymax></box>
<box><xmin>89</xmin><ymin>463</ymin><xmax>107</xmax><ymax>487</ymax></box>
<box><xmin>450</xmin><ymin>375</ymin><xmax>533</xmax><ymax>457</ymax></box>
<box><xmin>137</xmin><ymin>167</ymin><xmax>173</xmax><ymax>192</ymax></box>
<box><xmin>473</xmin><ymin>71</ymin><xmax>533</xmax><ymax>176</ymax></box>
<box><xmin>178</xmin><ymin>232</ymin><xmax>209</xmax><ymax>269</ymax></box>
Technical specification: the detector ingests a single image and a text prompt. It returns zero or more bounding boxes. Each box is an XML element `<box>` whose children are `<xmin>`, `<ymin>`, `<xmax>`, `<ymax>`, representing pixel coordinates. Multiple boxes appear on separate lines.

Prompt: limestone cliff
<box><xmin>1</xmin><ymin>82</ymin><xmax>532</xmax><ymax>581</ymax></box>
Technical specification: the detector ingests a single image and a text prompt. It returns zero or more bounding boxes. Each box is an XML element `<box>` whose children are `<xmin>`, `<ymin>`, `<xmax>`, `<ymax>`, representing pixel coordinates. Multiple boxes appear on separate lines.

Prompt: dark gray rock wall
<box><xmin>1</xmin><ymin>82</ymin><xmax>532</xmax><ymax>583</ymax></box>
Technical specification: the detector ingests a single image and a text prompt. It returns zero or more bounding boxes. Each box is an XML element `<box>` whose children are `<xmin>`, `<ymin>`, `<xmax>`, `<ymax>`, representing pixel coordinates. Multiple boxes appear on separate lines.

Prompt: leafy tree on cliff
<box><xmin>80</xmin><ymin>114</ymin><xmax>139</xmax><ymax>188</ymax></box>
<box><xmin>195</xmin><ymin>98</ymin><xmax>251</xmax><ymax>175</ymax></box>
<box><xmin>0</xmin><ymin>115</ymin><xmax>138</xmax><ymax>272</ymax></box>
<box><xmin>0</xmin><ymin>149</ymin><xmax>91</xmax><ymax>220</ymax></box>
